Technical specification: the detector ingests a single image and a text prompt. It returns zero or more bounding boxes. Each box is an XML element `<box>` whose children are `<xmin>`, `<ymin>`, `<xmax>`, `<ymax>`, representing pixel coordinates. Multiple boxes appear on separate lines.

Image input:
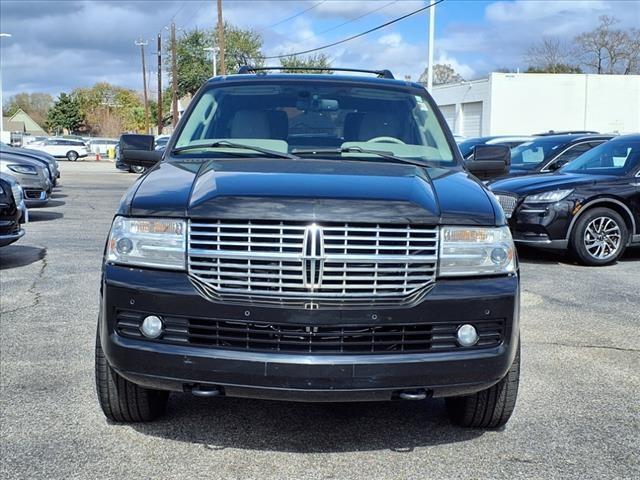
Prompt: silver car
<box><xmin>0</xmin><ymin>142</ymin><xmax>59</xmax><ymax>186</ymax></box>
<box><xmin>0</xmin><ymin>153</ymin><xmax>51</xmax><ymax>207</ymax></box>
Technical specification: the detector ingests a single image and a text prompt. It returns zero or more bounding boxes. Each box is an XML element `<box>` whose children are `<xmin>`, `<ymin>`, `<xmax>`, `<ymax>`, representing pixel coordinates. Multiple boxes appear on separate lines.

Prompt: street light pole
<box><xmin>203</xmin><ymin>47</ymin><xmax>217</xmax><ymax>76</ymax></box>
<box><xmin>0</xmin><ymin>33</ymin><xmax>12</xmax><ymax>140</ymax></box>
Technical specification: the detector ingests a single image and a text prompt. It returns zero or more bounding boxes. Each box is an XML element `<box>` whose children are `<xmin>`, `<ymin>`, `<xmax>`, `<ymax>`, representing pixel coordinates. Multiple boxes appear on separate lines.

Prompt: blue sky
<box><xmin>1</xmin><ymin>0</ymin><xmax>639</xmax><ymax>100</ymax></box>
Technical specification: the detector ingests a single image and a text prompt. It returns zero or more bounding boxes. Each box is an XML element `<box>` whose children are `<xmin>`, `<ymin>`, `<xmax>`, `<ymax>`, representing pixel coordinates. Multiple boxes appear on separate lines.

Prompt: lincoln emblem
<box><xmin>301</xmin><ymin>223</ymin><xmax>325</xmax><ymax>290</ymax></box>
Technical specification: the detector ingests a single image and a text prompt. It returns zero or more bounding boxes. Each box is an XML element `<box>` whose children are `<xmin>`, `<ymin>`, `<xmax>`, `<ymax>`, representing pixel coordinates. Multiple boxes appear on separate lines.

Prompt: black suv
<box><xmin>96</xmin><ymin>68</ymin><xmax>521</xmax><ymax>428</ymax></box>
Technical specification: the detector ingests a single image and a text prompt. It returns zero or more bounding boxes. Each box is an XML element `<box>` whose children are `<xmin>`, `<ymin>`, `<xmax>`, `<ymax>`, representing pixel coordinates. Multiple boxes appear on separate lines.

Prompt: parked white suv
<box><xmin>29</xmin><ymin>138</ymin><xmax>89</xmax><ymax>161</ymax></box>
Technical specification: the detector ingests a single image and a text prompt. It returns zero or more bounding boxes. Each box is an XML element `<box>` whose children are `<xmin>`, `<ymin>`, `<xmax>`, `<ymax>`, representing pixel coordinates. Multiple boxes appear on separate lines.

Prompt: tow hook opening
<box><xmin>397</xmin><ymin>389</ymin><xmax>431</xmax><ymax>401</ymax></box>
<box><xmin>188</xmin><ymin>384</ymin><xmax>223</xmax><ymax>398</ymax></box>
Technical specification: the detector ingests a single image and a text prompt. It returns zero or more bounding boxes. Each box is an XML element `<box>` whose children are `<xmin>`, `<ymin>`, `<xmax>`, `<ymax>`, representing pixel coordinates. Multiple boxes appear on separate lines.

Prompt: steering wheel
<box><xmin>367</xmin><ymin>136</ymin><xmax>406</xmax><ymax>144</ymax></box>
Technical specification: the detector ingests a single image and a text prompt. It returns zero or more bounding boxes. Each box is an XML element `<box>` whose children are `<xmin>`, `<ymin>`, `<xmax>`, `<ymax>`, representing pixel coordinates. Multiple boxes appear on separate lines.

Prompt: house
<box><xmin>1</xmin><ymin>108</ymin><xmax>47</xmax><ymax>143</ymax></box>
<box><xmin>430</xmin><ymin>73</ymin><xmax>640</xmax><ymax>137</ymax></box>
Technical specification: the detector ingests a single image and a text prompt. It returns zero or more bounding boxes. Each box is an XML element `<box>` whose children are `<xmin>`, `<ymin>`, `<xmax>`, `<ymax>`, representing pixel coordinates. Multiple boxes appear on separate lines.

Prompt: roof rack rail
<box><xmin>533</xmin><ymin>130</ymin><xmax>600</xmax><ymax>136</ymax></box>
<box><xmin>237</xmin><ymin>65</ymin><xmax>395</xmax><ymax>79</ymax></box>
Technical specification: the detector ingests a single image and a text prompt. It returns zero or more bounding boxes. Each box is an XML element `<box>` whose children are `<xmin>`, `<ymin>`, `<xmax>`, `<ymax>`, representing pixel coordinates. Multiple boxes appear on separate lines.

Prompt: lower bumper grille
<box><xmin>116</xmin><ymin>310</ymin><xmax>505</xmax><ymax>355</ymax></box>
<box><xmin>24</xmin><ymin>189</ymin><xmax>45</xmax><ymax>200</ymax></box>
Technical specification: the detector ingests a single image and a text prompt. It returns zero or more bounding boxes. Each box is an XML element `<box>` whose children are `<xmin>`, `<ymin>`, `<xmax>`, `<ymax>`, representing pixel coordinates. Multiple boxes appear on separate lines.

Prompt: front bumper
<box><xmin>0</xmin><ymin>226</ymin><xmax>25</xmax><ymax>247</ymax></box>
<box><xmin>100</xmin><ymin>266</ymin><xmax>520</xmax><ymax>401</ymax></box>
<box><xmin>508</xmin><ymin>198</ymin><xmax>573</xmax><ymax>249</ymax></box>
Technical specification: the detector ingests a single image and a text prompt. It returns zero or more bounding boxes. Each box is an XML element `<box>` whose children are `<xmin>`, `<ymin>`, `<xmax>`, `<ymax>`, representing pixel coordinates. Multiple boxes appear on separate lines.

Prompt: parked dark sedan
<box><xmin>0</xmin><ymin>174</ymin><xmax>26</xmax><ymax>247</ymax></box>
<box><xmin>490</xmin><ymin>134</ymin><xmax>640</xmax><ymax>265</ymax></box>
<box><xmin>506</xmin><ymin>134</ymin><xmax>615</xmax><ymax>178</ymax></box>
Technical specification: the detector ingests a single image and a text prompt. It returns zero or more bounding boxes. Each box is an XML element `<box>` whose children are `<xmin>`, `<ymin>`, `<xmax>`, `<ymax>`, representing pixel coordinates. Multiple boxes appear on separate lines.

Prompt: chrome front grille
<box><xmin>188</xmin><ymin>220</ymin><xmax>438</xmax><ymax>307</ymax></box>
<box><xmin>495</xmin><ymin>193</ymin><xmax>518</xmax><ymax>218</ymax></box>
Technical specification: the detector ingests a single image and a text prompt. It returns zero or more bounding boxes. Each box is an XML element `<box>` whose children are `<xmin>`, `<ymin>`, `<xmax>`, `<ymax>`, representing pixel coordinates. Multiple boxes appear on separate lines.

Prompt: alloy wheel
<box><xmin>583</xmin><ymin>216</ymin><xmax>621</xmax><ymax>261</ymax></box>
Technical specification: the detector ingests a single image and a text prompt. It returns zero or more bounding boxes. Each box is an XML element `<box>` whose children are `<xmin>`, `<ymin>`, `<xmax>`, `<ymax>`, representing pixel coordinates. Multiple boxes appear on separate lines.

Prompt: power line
<box><xmin>315</xmin><ymin>1</ymin><xmax>398</xmax><ymax>36</ymax></box>
<box><xmin>257</xmin><ymin>1</ymin><xmax>327</xmax><ymax>33</ymax></box>
<box><xmin>181</xmin><ymin>0</ymin><xmax>210</xmax><ymax>29</ymax></box>
<box><xmin>264</xmin><ymin>0</ymin><xmax>444</xmax><ymax>59</ymax></box>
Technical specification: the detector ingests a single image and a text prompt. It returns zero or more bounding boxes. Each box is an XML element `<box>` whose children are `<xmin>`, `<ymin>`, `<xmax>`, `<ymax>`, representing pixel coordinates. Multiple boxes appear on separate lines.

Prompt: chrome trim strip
<box><xmin>539</xmin><ymin>140</ymin><xmax>606</xmax><ymax>173</ymax></box>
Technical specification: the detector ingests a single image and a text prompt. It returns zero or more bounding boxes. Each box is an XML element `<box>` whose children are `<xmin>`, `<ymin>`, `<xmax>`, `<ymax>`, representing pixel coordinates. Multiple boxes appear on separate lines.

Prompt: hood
<box><xmin>489</xmin><ymin>172</ymin><xmax>614</xmax><ymax>195</ymax></box>
<box><xmin>128</xmin><ymin>159</ymin><xmax>498</xmax><ymax>225</ymax></box>
<box><xmin>0</xmin><ymin>145</ymin><xmax>56</xmax><ymax>163</ymax></box>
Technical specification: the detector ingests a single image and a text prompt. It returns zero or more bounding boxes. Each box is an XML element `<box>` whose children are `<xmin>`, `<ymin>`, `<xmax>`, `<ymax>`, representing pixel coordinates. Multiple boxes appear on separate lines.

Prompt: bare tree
<box><xmin>621</xmin><ymin>28</ymin><xmax>640</xmax><ymax>74</ymax></box>
<box><xmin>575</xmin><ymin>16</ymin><xmax>634</xmax><ymax>74</ymax></box>
<box><xmin>418</xmin><ymin>64</ymin><xmax>464</xmax><ymax>86</ymax></box>
<box><xmin>524</xmin><ymin>37</ymin><xmax>580</xmax><ymax>73</ymax></box>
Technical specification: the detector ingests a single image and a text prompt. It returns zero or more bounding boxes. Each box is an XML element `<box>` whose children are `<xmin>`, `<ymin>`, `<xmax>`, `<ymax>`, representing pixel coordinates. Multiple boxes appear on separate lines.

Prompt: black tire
<box><xmin>95</xmin><ymin>330</ymin><xmax>169</xmax><ymax>422</ymax></box>
<box><xmin>446</xmin><ymin>343</ymin><xmax>520</xmax><ymax>428</ymax></box>
<box><xmin>66</xmin><ymin>150</ymin><xmax>79</xmax><ymax>162</ymax></box>
<box><xmin>130</xmin><ymin>165</ymin><xmax>147</xmax><ymax>174</ymax></box>
<box><xmin>570</xmin><ymin>207</ymin><xmax>628</xmax><ymax>266</ymax></box>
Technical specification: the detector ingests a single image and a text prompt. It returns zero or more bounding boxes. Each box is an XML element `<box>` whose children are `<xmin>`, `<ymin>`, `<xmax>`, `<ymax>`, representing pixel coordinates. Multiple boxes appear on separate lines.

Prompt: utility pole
<box><xmin>171</xmin><ymin>22</ymin><xmax>178</xmax><ymax>128</ymax></box>
<box><xmin>135</xmin><ymin>39</ymin><xmax>150</xmax><ymax>133</ymax></box>
<box><xmin>426</xmin><ymin>0</ymin><xmax>436</xmax><ymax>91</ymax></box>
<box><xmin>217</xmin><ymin>0</ymin><xmax>226</xmax><ymax>75</ymax></box>
<box><xmin>157</xmin><ymin>33</ymin><xmax>162</xmax><ymax>134</ymax></box>
<box><xmin>0</xmin><ymin>33</ymin><xmax>12</xmax><ymax>140</ymax></box>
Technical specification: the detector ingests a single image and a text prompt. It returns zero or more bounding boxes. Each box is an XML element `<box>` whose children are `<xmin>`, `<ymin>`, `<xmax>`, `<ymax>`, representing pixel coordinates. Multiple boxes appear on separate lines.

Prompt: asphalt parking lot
<box><xmin>1</xmin><ymin>161</ymin><xmax>638</xmax><ymax>480</ymax></box>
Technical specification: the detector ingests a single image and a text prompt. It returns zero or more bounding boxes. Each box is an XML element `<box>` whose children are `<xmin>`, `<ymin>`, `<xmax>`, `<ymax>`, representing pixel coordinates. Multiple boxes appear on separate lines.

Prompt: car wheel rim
<box><xmin>583</xmin><ymin>216</ymin><xmax>621</xmax><ymax>260</ymax></box>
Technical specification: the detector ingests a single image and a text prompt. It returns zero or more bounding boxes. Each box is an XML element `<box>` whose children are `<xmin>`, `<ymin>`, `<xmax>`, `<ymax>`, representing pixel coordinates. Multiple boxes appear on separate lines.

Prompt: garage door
<box><xmin>461</xmin><ymin>102</ymin><xmax>483</xmax><ymax>137</ymax></box>
<box><xmin>439</xmin><ymin>104</ymin><xmax>456</xmax><ymax>132</ymax></box>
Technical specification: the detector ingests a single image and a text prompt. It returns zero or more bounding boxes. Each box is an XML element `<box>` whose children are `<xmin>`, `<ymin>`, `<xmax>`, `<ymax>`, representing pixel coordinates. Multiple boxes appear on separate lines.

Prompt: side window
<box><xmin>551</xmin><ymin>143</ymin><xmax>594</xmax><ymax>167</ymax></box>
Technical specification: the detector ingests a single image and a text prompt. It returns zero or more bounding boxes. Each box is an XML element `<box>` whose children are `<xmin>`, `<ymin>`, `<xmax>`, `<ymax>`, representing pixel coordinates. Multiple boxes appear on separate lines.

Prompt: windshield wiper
<box><xmin>172</xmin><ymin>140</ymin><xmax>300</xmax><ymax>159</ymax></box>
<box><xmin>292</xmin><ymin>146</ymin><xmax>431</xmax><ymax>168</ymax></box>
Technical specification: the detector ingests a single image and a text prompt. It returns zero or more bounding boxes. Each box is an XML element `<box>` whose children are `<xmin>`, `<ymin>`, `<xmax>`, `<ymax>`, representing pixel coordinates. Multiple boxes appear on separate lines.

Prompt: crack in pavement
<box><xmin>529</xmin><ymin>341</ymin><xmax>640</xmax><ymax>353</ymax></box>
<box><xmin>0</xmin><ymin>252</ymin><xmax>48</xmax><ymax>316</ymax></box>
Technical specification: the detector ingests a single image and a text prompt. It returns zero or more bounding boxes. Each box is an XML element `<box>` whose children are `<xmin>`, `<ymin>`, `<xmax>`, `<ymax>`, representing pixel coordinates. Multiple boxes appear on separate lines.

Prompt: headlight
<box><xmin>8</xmin><ymin>164</ymin><xmax>37</xmax><ymax>175</ymax></box>
<box><xmin>439</xmin><ymin>226</ymin><xmax>516</xmax><ymax>277</ymax></box>
<box><xmin>106</xmin><ymin>216</ymin><xmax>186</xmax><ymax>270</ymax></box>
<box><xmin>525</xmin><ymin>189</ymin><xmax>573</xmax><ymax>203</ymax></box>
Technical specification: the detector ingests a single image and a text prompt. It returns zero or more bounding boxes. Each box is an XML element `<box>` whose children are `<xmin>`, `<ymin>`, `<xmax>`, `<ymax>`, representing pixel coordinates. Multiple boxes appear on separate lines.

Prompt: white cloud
<box><xmin>378</xmin><ymin>33</ymin><xmax>402</xmax><ymax>47</ymax></box>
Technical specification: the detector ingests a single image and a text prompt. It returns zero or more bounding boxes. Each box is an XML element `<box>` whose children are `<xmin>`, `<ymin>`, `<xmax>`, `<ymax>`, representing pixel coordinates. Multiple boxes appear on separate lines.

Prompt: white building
<box><xmin>430</xmin><ymin>73</ymin><xmax>640</xmax><ymax>138</ymax></box>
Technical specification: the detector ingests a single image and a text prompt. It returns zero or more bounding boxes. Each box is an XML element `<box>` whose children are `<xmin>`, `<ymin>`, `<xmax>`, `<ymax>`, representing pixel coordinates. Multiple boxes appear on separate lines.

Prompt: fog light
<box><xmin>457</xmin><ymin>324</ymin><xmax>478</xmax><ymax>347</ymax></box>
<box><xmin>490</xmin><ymin>247</ymin><xmax>508</xmax><ymax>265</ymax></box>
<box><xmin>116</xmin><ymin>237</ymin><xmax>134</xmax><ymax>255</ymax></box>
<box><xmin>141</xmin><ymin>315</ymin><xmax>163</xmax><ymax>338</ymax></box>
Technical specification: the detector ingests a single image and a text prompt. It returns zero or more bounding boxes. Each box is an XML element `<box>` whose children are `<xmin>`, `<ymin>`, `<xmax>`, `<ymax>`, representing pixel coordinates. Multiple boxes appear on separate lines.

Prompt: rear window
<box><xmin>175</xmin><ymin>81</ymin><xmax>456</xmax><ymax>165</ymax></box>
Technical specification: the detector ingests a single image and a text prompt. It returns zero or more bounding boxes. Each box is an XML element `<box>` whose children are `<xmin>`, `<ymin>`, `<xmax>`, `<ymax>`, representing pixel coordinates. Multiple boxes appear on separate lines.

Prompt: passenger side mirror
<box><xmin>119</xmin><ymin>134</ymin><xmax>163</xmax><ymax>167</ymax></box>
<box><xmin>465</xmin><ymin>145</ymin><xmax>511</xmax><ymax>180</ymax></box>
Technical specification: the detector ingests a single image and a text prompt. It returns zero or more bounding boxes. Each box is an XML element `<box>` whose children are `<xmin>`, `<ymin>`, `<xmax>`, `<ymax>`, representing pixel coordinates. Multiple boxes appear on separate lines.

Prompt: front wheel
<box><xmin>66</xmin><ymin>150</ymin><xmax>79</xmax><ymax>161</ymax></box>
<box><xmin>570</xmin><ymin>207</ymin><xmax>628</xmax><ymax>266</ymax></box>
<box><xmin>130</xmin><ymin>165</ymin><xmax>147</xmax><ymax>174</ymax></box>
<box><xmin>445</xmin><ymin>343</ymin><xmax>520</xmax><ymax>428</ymax></box>
<box><xmin>95</xmin><ymin>330</ymin><xmax>169</xmax><ymax>422</ymax></box>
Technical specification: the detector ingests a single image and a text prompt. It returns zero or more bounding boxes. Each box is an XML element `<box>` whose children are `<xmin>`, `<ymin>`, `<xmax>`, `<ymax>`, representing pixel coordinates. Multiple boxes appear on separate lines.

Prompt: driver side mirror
<box><xmin>119</xmin><ymin>134</ymin><xmax>163</xmax><ymax>167</ymax></box>
<box><xmin>547</xmin><ymin>160</ymin><xmax>566</xmax><ymax>171</ymax></box>
<box><xmin>465</xmin><ymin>145</ymin><xmax>510</xmax><ymax>180</ymax></box>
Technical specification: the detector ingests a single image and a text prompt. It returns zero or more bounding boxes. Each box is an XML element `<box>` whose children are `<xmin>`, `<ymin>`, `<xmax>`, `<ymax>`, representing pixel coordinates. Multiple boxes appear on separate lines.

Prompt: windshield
<box><xmin>510</xmin><ymin>138</ymin><xmax>568</xmax><ymax>170</ymax></box>
<box><xmin>174</xmin><ymin>81</ymin><xmax>455</xmax><ymax>165</ymax></box>
<box><xmin>561</xmin><ymin>139</ymin><xmax>640</xmax><ymax>175</ymax></box>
